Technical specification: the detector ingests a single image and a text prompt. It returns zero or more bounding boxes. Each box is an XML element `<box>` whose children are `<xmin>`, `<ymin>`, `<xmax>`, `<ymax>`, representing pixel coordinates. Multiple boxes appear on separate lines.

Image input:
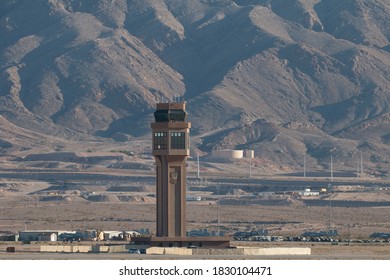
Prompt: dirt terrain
<box><xmin>0</xmin><ymin>149</ymin><xmax>390</xmax><ymax>261</ymax></box>
<box><xmin>1</xmin><ymin>149</ymin><xmax>390</xmax><ymax>239</ymax></box>
<box><xmin>2</xmin><ymin>196</ymin><xmax>390</xmax><ymax>238</ymax></box>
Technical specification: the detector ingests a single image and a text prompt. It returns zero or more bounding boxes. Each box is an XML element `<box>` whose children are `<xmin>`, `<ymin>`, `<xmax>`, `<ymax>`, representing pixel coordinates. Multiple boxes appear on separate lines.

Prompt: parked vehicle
<box><xmin>128</xmin><ymin>248</ymin><xmax>141</xmax><ymax>254</ymax></box>
<box><xmin>139</xmin><ymin>248</ymin><xmax>147</xmax><ymax>254</ymax></box>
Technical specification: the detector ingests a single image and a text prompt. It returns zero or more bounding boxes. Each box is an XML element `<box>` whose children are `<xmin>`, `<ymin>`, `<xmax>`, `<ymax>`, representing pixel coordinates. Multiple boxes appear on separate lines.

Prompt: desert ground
<box><xmin>1</xmin><ymin>140</ymin><xmax>390</xmax><ymax>261</ymax></box>
<box><xmin>1</xmin><ymin>154</ymin><xmax>390</xmax><ymax>238</ymax></box>
<box><xmin>1</xmin><ymin>194</ymin><xmax>390</xmax><ymax>238</ymax></box>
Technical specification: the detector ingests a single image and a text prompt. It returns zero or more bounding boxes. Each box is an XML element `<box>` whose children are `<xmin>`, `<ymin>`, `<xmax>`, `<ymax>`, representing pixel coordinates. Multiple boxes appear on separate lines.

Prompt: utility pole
<box><xmin>357</xmin><ymin>153</ymin><xmax>360</xmax><ymax>179</ymax></box>
<box><xmin>217</xmin><ymin>185</ymin><xmax>220</xmax><ymax>236</ymax></box>
<box><xmin>197</xmin><ymin>152</ymin><xmax>200</xmax><ymax>179</ymax></box>
<box><xmin>304</xmin><ymin>153</ymin><xmax>306</xmax><ymax>178</ymax></box>
<box><xmin>330</xmin><ymin>155</ymin><xmax>334</xmax><ymax>182</ymax></box>
<box><xmin>328</xmin><ymin>189</ymin><xmax>332</xmax><ymax>233</ymax></box>
<box><xmin>360</xmin><ymin>152</ymin><xmax>363</xmax><ymax>177</ymax></box>
<box><xmin>249</xmin><ymin>157</ymin><xmax>252</xmax><ymax>178</ymax></box>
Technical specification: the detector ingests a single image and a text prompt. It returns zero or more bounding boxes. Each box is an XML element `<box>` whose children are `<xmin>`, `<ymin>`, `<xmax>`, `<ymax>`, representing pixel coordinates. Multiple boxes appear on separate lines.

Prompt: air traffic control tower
<box><xmin>132</xmin><ymin>102</ymin><xmax>231</xmax><ymax>248</ymax></box>
<box><xmin>151</xmin><ymin>102</ymin><xmax>190</xmax><ymax>237</ymax></box>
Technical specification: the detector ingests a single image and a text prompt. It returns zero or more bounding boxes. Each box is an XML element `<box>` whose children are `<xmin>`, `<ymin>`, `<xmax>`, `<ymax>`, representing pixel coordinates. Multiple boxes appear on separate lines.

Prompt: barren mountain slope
<box><xmin>0</xmin><ymin>0</ymin><xmax>389</xmax><ymax>174</ymax></box>
<box><xmin>0</xmin><ymin>0</ymin><xmax>184</xmax><ymax>138</ymax></box>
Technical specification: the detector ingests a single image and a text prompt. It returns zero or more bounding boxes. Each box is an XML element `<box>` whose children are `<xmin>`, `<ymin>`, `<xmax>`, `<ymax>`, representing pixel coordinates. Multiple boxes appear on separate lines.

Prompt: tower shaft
<box><xmin>151</xmin><ymin>103</ymin><xmax>190</xmax><ymax>238</ymax></box>
<box><xmin>155</xmin><ymin>155</ymin><xmax>187</xmax><ymax>237</ymax></box>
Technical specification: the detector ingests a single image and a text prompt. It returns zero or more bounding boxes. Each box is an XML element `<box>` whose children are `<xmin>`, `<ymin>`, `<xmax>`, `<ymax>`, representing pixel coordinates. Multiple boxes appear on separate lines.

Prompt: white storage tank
<box><xmin>212</xmin><ymin>149</ymin><xmax>243</xmax><ymax>159</ymax></box>
<box><xmin>244</xmin><ymin>149</ymin><xmax>254</xmax><ymax>159</ymax></box>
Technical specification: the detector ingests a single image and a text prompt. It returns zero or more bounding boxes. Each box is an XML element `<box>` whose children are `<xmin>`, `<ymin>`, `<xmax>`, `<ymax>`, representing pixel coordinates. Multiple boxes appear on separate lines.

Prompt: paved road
<box><xmin>1</xmin><ymin>170</ymin><xmax>388</xmax><ymax>188</ymax></box>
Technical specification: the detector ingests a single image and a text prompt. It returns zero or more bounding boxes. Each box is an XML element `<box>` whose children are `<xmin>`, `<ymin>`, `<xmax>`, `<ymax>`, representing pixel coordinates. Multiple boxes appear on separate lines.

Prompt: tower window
<box><xmin>154</xmin><ymin>132</ymin><xmax>167</xmax><ymax>150</ymax></box>
<box><xmin>171</xmin><ymin>132</ymin><xmax>185</xmax><ymax>149</ymax></box>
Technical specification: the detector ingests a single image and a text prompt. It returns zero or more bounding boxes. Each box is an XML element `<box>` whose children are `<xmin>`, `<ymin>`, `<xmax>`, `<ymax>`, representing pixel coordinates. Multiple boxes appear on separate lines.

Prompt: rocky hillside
<box><xmin>0</xmin><ymin>0</ymin><xmax>389</xmax><ymax>175</ymax></box>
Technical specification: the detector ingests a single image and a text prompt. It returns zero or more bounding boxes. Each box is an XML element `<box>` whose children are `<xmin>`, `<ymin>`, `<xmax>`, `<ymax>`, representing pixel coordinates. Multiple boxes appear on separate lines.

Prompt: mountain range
<box><xmin>0</xmin><ymin>0</ymin><xmax>389</xmax><ymax>175</ymax></box>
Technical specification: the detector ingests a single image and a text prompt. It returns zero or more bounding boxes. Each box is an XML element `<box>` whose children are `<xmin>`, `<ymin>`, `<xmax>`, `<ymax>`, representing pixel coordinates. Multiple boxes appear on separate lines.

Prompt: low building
<box><xmin>38</xmin><ymin>232</ymin><xmax>57</xmax><ymax>242</ymax></box>
<box><xmin>19</xmin><ymin>230</ymin><xmax>61</xmax><ymax>242</ymax></box>
<box><xmin>103</xmin><ymin>230</ymin><xmax>140</xmax><ymax>241</ymax></box>
<box><xmin>187</xmin><ymin>229</ymin><xmax>224</xmax><ymax>237</ymax></box>
<box><xmin>58</xmin><ymin>231</ymin><xmax>83</xmax><ymax>242</ymax></box>
<box><xmin>320</xmin><ymin>188</ymin><xmax>327</xmax><ymax>194</ymax></box>
<box><xmin>233</xmin><ymin>229</ymin><xmax>269</xmax><ymax>240</ymax></box>
<box><xmin>132</xmin><ymin>236</ymin><xmax>231</xmax><ymax>248</ymax></box>
<box><xmin>0</xmin><ymin>232</ymin><xmax>18</xmax><ymax>241</ymax></box>
<box><xmin>302</xmin><ymin>230</ymin><xmax>338</xmax><ymax>238</ymax></box>
<box><xmin>301</xmin><ymin>188</ymin><xmax>320</xmax><ymax>196</ymax></box>
<box><xmin>104</xmin><ymin>231</ymin><xmax>124</xmax><ymax>241</ymax></box>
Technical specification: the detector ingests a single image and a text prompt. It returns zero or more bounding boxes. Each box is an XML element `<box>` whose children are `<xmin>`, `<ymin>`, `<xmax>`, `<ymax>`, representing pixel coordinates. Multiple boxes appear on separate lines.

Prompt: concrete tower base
<box><xmin>131</xmin><ymin>236</ymin><xmax>232</xmax><ymax>249</ymax></box>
